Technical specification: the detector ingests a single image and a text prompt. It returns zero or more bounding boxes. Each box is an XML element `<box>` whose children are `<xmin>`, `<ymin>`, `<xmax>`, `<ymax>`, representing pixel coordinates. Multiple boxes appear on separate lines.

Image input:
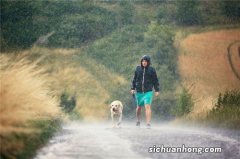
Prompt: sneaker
<box><xmin>136</xmin><ymin>121</ymin><xmax>140</xmax><ymax>127</ymax></box>
<box><xmin>146</xmin><ymin>123</ymin><xmax>151</xmax><ymax>129</ymax></box>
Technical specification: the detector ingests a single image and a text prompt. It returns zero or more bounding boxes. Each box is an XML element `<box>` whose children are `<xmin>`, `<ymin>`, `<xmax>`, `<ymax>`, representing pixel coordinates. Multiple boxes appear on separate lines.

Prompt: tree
<box><xmin>221</xmin><ymin>1</ymin><xmax>240</xmax><ymax>18</ymax></box>
<box><xmin>176</xmin><ymin>0</ymin><xmax>202</xmax><ymax>25</ymax></box>
<box><xmin>175</xmin><ymin>88</ymin><xmax>194</xmax><ymax>116</ymax></box>
<box><xmin>1</xmin><ymin>1</ymin><xmax>38</xmax><ymax>50</ymax></box>
<box><xmin>117</xmin><ymin>1</ymin><xmax>135</xmax><ymax>27</ymax></box>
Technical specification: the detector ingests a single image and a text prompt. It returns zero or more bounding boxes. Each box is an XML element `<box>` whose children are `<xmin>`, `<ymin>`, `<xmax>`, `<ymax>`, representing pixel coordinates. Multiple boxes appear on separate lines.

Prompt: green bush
<box><xmin>144</xmin><ymin>23</ymin><xmax>174</xmax><ymax>48</ymax></box>
<box><xmin>156</xmin><ymin>3</ymin><xmax>177</xmax><ymax>24</ymax></box>
<box><xmin>1</xmin><ymin>1</ymin><xmax>38</xmax><ymax>50</ymax></box>
<box><xmin>157</xmin><ymin>65</ymin><xmax>175</xmax><ymax>92</ymax></box>
<box><xmin>155</xmin><ymin>1</ymin><xmax>240</xmax><ymax>26</ymax></box>
<box><xmin>206</xmin><ymin>107</ymin><xmax>240</xmax><ymax>129</ymax></box>
<box><xmin>68</xmin><ymin>109</ymin><xmax>82</xmax><ymax>120</ymax></box>
<box><xmin>176</xmin><ymin>0</ymin><xmax>202</xmax><ymax>25</ymax></box>
<box><xmin>221</xmin><ymin>1</ymin><xmax>240</xmax><ymax>18</ymax></box>
<box><xmin>215</xmin><ymin>90</ymin><xmax>240</xmax><ymax>109</ymax></box>
<box><xmin>0</xmin><ymin>119</ymin><xmax>61</xmax><ymax>159</ymax></box>
<box><xmin>60</xmin><ymin>91</ymin><xmax>77</xmax><ymax>113</ymax></box>
<box><xmin>85</xmin><ymin>25</ymin><xmax>146</xmax><ymax>76</ymax></box>
<box><xmin>17</xmin><ymin>119</ymin><xmax>61</xmax><ymax>159</ymax></box>
<box><xmin>144</xmin><ymin>23</ymin><xmax>177</xmax><ymax>75</ymax></box>
<box><xmin>153</xmin><ymin>92</ymin><xmax>176</xmax><ymax>120</ymax></box>
<box><xmin>174</xmin><ymin>88</ymin><xmax>194</xmax><ymax>117</ymax></box>
<box><xmin>49</xmin><ymin>12</ymin><xmax>117</xmax><ymax>47</ymax></box>
<box><xmin>205</xmin><ymin>90</ymin><xmax>240</xmax><ymax>129</ymax></box>
<box><xmin>117</xmin><ymin>1</ymin><xmax>135</xmax><ymax>27</ymax></box>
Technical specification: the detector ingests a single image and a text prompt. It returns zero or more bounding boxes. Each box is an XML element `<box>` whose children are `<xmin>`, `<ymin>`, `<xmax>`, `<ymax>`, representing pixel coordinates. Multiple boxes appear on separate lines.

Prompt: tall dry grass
<box><xmin>0</xmin><ymin>55</ymin><xmax>61</xmax><ymax>134</ymax></box>
<box><xmin>0</xmin><ymin>46</ymin><xmax>127</xmax><ymax>123</ymax></box>
<box><xmin>27</xmin><ymin>47</ymin><xmax>127</xmax><ymax>121</ymax></box>
<box><xmin>0</xmin><ymin>54</ymin><xmax>62</xmax><ymax>158</ymax></box>
<box><xmin>51</xmin><ymin>66</ymin><xmax>111</xmax><ymax>121</ymax></box>
<box><xmin>178</xmin><ymin>29</ymin><xmax>240</xmax><ymax>119</ymax></box>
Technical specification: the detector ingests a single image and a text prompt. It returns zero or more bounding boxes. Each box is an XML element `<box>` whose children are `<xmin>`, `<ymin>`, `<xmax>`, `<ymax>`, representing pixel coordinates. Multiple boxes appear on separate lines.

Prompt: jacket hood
<box><xmin>140</xmin><ymin>55</ymin><xmax>151</xmax><ymax>67</ymax></box>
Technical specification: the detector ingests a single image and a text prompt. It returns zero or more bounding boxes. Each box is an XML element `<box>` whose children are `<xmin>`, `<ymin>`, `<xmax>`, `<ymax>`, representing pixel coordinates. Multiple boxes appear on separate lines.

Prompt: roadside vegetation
<box><xmin>205</xmin><ymin>90</ymin><xmax>240</xmax><ymax>129</ymax></box>
<box><xmin>177</xmin><ymin>29</ymin><xmax>240</xmax><ymax>129</ymax></box>
<box><xmin>0</xmin><ymin>55</ymin><xmax>61</xmax><ymax>158</ymax></box>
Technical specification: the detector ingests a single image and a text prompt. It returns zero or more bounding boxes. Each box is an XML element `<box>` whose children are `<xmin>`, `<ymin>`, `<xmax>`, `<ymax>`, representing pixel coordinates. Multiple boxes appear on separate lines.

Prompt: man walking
<box><xmin>131</xmin><ymin>55</ymin><xmax>160</xmax><ymax>128</ymax></box>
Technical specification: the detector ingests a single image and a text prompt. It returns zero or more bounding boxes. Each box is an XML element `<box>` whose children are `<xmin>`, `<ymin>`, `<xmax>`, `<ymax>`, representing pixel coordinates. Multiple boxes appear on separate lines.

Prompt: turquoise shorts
<box><xmin>135</xmin><ymin>91</ymin><xmax>153</xmax><ymax>107</ymax></box>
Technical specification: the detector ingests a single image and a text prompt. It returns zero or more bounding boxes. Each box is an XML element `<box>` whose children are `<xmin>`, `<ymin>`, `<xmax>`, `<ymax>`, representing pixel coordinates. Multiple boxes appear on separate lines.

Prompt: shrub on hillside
<box><xmin>0</xmin><ymin>1</ymin><xmax>117</xmax><ymax>50</ymax></box>
<box><xmin>157</xmin><ymin>65</ymin><xmax>175</xmax><ymax>92</ymax></box>
<box><xmin>49</xmin><ymin>12</ymin><xmax>116</xmax><ymax>48</ymax></box>
<box><xmin>156</xmin><ymin>3</ymin><xmax>177</xmax><ymax>24</ymax></box>
<box><xmin>156</xmin><ymin>1</ymin><xmax>239</xmax><ymax>26</ymax></box>
<box><xmin>85</xmin><ymin>25</ymin><xmax>146</xmax><ymax>75</ymax></box>
<box><xmin>215</xmin><ymin>90</ymin><xmax>240</xmax><ymax>109</ymax></box>
<box><xmin>221</xmin><ymin>1</ymin><xmax>240</xmax><ymax>19</ymax></box>
<box><xmin>0</xmin><ymin>1</ymin><xmax>38</xmax><ymax>50</ymax></box>
<box><xmin>174</xmin><ymin>88</ymin><xmax>194</xmax><ymax>117</ymax></box>
<box><xmin>144</xmin><ymin>23</ymin><xmax>174</xmax><ymax>47</ymax></box>
<box><xmin>60</xmin><ymin>91</ymin><xmax>76</xmax><ymax>113</ymax></box>
<box><xmin>176</xmin><ymin>0</ymin><xmax>202</xmax><ymax>25</ymax></box>
<box><xmin>206</xmin><ymin>90</ymin><xmax>240</xmax><ymax>129</ymax></box>
<box><xmin>144</xmin><ymin>23</ymin><xmax>177</xmax><ymax>75</ymax></box>
<box><xmin>153</xmin><ymin>93</ymin><xmax>176</xmax><ymax>120</ymax></box>
<box><xmin>117</xmin><ymin>1</ymin><xmax>135</xmax><ymax>26</ymax></box>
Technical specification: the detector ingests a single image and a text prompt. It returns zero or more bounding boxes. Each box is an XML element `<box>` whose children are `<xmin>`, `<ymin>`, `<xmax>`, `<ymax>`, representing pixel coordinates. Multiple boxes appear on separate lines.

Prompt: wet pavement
<box><xmin>35</xmin><ymin>122</ymin><xmax>240</xmax><ymax>159</ymax></box>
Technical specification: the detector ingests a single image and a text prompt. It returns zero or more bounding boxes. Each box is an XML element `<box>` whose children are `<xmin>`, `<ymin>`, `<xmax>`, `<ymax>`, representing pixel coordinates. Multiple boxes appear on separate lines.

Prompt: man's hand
<box><xmin>155</xmin><ymin>92</ymin><xmax>159</xmax><ymax>96</ymax></box>
<box><xmin>130</xmin><ymin>90</ymin><xmax>135</xmax><ymax>94</ymax></box>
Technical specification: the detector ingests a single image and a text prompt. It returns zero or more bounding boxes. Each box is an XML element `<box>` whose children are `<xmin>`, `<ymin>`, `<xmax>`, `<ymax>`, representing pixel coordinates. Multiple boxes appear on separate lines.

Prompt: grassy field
<box><xmin>177</xmin><ymin>29</ymin><xmax>240</xmax><ymax>120</ymax></box>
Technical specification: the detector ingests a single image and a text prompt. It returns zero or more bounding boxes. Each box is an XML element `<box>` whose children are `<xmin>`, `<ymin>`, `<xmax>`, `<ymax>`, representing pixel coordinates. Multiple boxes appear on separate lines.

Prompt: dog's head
<box><xmin>110</xmin><ymin>100</ymin><xmax>123</xmax><ymax>112</ymax></box>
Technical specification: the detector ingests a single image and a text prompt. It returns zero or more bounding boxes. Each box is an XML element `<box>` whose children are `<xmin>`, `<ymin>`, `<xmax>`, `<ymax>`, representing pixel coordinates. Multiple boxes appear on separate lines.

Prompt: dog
<box><xmin>109</xmin><ymin>100</ymin><xmax>123</xmax><ymax>128</ymax></box>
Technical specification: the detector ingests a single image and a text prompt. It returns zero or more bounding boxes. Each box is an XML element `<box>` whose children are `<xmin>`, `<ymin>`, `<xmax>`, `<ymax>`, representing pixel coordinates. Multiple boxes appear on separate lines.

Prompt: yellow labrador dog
<box><xmin>110</xmin><ymin>100</ymin><xmax>123</xmax><ymax>128</ymax></box>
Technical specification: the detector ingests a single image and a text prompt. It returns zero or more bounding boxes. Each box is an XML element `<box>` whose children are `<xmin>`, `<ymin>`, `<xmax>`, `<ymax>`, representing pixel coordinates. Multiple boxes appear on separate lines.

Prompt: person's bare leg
<box><xmin>145</xmin><ymin>104</ymin><xmax>151</xmax><ymax>124</ymax></box>
<box><xmin>136</xmin><ymin>106</ymin><xmax>142</xmax><ymax>122</ymax></box>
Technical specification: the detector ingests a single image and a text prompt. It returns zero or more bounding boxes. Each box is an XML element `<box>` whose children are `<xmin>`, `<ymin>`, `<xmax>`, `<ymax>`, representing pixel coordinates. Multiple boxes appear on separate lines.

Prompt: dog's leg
<box><xmin>111</xmin><ymin>111</ymin><xmax>114</xmax><ymax>127</ymax></box>
<box><xmin>111</xmin><ymin>113</ymin><xmax>117</xmax><ymax>128</ymax></box>
<box><xmin>117</xmin><ymin>113</ymin><xmax>122</xmax><ymax>128</ymax></box>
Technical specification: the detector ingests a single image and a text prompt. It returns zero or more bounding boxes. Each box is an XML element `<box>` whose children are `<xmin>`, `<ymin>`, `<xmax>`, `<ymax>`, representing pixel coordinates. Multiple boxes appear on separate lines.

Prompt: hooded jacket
<box><xmin>131</xmin><ymin>56</ymin><xmax>160</xmax><ymax>93</ymax></box>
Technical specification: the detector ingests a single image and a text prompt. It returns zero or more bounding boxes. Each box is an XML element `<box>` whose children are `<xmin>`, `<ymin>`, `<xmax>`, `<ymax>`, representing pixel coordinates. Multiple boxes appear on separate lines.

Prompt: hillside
<box><xmin>19</xmin><ymin>47</ymin><xmax>128</xmax><ymax>121</ymax></box>
<box><xmin>178</xmin><ymin>29</ymin><xmax>240</xmax><ymax>118</ymax></box>
<box><xmin>11</xmin><ymin>24</ymin><xmax>176</xmax><ymax>121</ymax></box>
